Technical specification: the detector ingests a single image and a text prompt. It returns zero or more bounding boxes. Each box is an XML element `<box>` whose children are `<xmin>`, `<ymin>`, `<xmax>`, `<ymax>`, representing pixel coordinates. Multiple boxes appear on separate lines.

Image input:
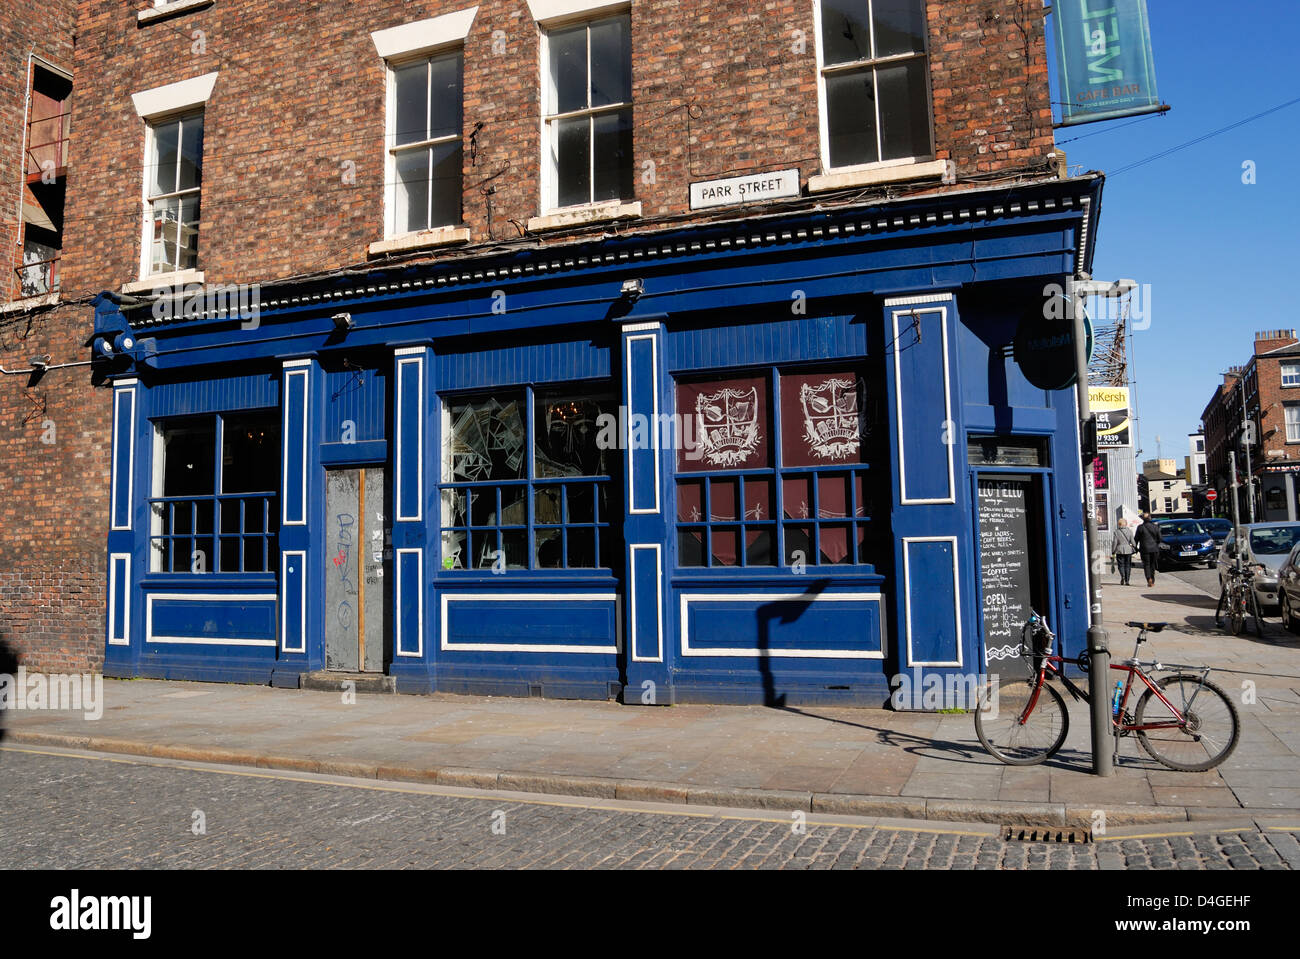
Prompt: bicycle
<box><xmin>1215</xmin><ymin>563</ymin><xmax>1265</xmax><ymax>636</ymax></box>
<box><xmin>974</xmin><ymin>612</ymin><xmax>1241</xmax><ymax>771</ymax></box>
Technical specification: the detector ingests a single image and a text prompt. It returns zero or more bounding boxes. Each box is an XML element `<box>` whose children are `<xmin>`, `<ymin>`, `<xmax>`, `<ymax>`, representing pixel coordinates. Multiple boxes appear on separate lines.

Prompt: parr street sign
<box><xmin>689</xmin><ymin>169</ymin><xmax>801</xmax><ymax>210</ymax></box>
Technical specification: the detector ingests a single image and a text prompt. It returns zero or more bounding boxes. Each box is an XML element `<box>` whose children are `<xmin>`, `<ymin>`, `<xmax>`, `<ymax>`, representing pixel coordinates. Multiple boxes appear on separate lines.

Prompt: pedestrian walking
<box><xmin>1133</xmin><ymin>512</ymin><xmax>1162</xmax><ymax>587</ymax></box>
<box><xmin>1111</xmin><ymin>516</ymin><xmax>1137</xmax><ymax>585</ymax></box>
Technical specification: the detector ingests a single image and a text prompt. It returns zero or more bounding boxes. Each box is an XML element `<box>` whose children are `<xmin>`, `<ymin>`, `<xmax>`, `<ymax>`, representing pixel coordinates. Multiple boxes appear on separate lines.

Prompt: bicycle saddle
<box><xmin>1125</xmin><ymin>621</ymin><xmax>1167</xmax><ymax>632</ymax></box>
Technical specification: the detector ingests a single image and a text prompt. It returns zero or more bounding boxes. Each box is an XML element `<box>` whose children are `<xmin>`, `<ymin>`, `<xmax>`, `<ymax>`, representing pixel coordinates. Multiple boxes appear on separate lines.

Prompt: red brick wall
<box><xmin>0</xmin><ymin>0</ymin><xmax>77</xmax><ymax>304</ymax></box>
<box><xmin>62</xmin><ymin>0</ymin><xmax>1059</xmax><ymax>294</ymax></box>
<box><xmin>0</xmin><ymin>303</ymin><xmax>112</xmax><ymax>673</ymax></box>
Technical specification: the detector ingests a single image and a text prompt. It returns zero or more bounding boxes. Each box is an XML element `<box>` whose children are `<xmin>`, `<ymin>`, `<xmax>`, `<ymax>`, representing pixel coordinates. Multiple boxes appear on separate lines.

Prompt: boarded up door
<box><xmin>325</xmin><ymin>468</ymin><xmax>390</xmax><ymax>672</ymax></box>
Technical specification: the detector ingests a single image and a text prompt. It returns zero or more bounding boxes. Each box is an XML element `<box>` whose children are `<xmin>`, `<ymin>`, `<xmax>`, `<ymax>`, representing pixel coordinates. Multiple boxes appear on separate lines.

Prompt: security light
<box><xmin>620</xmin><ymin>278</ymin><xmax>644</xmax><ymax>300</ymax></box>
<box><xmin>332</xmin><ymin>312</ymin><xmax>353</xmax><ymax>332</ymax></box>
<box><xmin>30</xmin><ymin>355</ymin><xmax>50</xmax><ymax>371</ymax></box>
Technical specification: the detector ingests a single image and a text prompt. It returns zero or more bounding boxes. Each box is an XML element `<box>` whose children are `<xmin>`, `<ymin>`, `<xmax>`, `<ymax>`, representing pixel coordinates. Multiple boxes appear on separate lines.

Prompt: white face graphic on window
<box><xmin>696</xmin><ymin>387</ymin><xmax>760</xmax><ymax>467</ymax></box>
<box><xmin>800</xmin><ymin>377</ymin><xmax>865</xmax><ymax>460</ymax></box>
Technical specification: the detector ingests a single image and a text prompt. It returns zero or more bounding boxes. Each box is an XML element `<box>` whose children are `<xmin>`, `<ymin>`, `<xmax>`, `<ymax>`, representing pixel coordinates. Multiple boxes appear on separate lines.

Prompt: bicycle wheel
<box><xmin>1229</xmin><ymin>590</ymin><xmax>1244</xmax><ymax>635</ymax></box>
<box><xmin>1135</xmin><ymin>675</ymin><xmax>1241</xmax><ymax>772</ymax></box>
<box><xmin>975</xmin><ymin>679</ymin><xmax>1069</xmax><ymax>766</ymax></box>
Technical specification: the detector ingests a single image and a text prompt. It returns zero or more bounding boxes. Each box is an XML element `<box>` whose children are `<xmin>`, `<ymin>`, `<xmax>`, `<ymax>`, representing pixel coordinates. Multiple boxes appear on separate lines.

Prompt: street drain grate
<box><xmin>1003</xmin><ymin>826</ymin><xmax>1092</xmax><ymax>844</ymax></box>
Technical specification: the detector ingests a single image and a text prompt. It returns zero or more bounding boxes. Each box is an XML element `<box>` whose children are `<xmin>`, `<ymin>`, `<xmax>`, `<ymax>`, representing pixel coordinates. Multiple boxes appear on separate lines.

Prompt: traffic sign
<box><xmin>1206</xmin><ymin>489</ymin><xmax>1218</xmax><ymax>502</ymax></box>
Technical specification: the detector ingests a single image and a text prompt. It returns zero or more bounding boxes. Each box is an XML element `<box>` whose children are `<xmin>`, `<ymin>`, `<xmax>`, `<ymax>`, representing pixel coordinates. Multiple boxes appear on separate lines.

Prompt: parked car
<box><xmin>1199</xmin><ymin>518</ymin><xmax>1233</xmax><ymax>547</ymax></box>
<box><xmin>1277</xmin><ymin>543</ymin><xmax>1300</xmax><ymax>632</ymax></box>
<box><xmin>1153</xmin><ymin>518</ymin><xmax>1216</xmax><ymax>569</ymax></box>
<box><xmin>1218</xmin><ymin>522</ymin><xmax>1300</xmax><ymax>612</ymax></box>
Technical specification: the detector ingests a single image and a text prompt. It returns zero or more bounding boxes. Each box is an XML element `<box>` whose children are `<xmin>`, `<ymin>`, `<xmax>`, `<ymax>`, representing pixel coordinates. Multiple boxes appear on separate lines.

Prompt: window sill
<box><xmin>368</xmin><ymin>226</ymin><xmax>471</xmax><ymax>257</ymax></box>
<box><xmin>0</xmin><ymin>292</ymin><xmax>60</xmax><ymax>316</ymax></box>
<box><xmin>138</xmin><ymin>0</ymin><xmax>214</xmax><ymax>25</ymax></box>
<box><xmin>527</xmin><ymin>200</ymin><xmax>641</xmax><ymax>233</ymax></box>
<box><xmin>122</xmin><ymin>269</ymin><xmax>205</xmax><ymax>294</ymax></box>
<box><xmin>807</xmin><ymin>159</ymin><xmax>947</xmax><ymax>194</ymax></box>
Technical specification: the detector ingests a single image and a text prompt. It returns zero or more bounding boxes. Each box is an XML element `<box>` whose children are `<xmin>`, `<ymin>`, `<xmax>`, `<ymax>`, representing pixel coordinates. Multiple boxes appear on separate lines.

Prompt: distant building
<box><xmin>1186</xmin><ymin>433</ymin><xmax>1207</xmax><ymax>487</ymax></box>
<box><xmin>1202</xmin><ymin>330</ymin><xmax>1300</xmax><ymax>521</ymax></box>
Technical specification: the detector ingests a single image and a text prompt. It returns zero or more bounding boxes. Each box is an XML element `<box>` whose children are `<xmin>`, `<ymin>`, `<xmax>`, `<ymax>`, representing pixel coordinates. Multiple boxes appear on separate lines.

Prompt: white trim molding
<box><xmin>120</xmin><ymin>269</ymin><xmax>205</xmax><ymax>295</ymax></box>
<box><xmin>679</xmin><ymin>593</ymin><xmax>885</xmax><ymax>659</ymax></box>
<box><xmin>884</xmin><ymin>292</ymin><xmax>954</xmax><ymax>307</ymax></box>
<box><xmin>440</xmin><ymin>593</ymin><xmax>622</xmax><ymax>654</ymax></box>
<box><xmin>901</xmin><ymin>536</ymin><xmax>963</xmax><ymax>668</ymax></box>
<box><xmin>395</xmin><ymin>548</ymin><xmax>425</xmax><ymax>658</ymax></box>
<box><xmin>131</xmin><ymin>72</ymin><xmax>219</xmax><ymax>119</ymax></box>
<box><xmin>369</xmin><ymin>227</ymin><xmax>471</xmax><ymax>256</ymax></box>
<box><xmin>893</xmin><ymin>305</ymin><xmax>956</xmax><ymax>505</ymax></box>
<box><xmin>527</xmin><ymin>200</ymin><xmax>641</xmax><ymax>233</ymax></box>
<box><xmin>108</xmin><ymin>554</ymin><xmax>132</xmax><ymax>646</ymax></box>
<box><xmin>371</xmin><ymin>7</ymin><xmax>479</xmax><ymax>60</ymax></box>
<box><xmin>146</xmin><ymin>593</ymin><xmax>278</xmax><ymax>646</ymax></box>
<box><xmin>625</xmin><ymin>332</ymin><xmax>661</xmax><ymax>515</ymax></box>
<box><xmin>526</xmin><ymin>0</ymin><xmax>629</xmax><ymax>24</ymax></box>
<box><xmin>280</xmin><ymin>550</ymin><xmax>308</xmax><ymax>654</ymax></box>
<box><xmin>628</xmin><ymin>543</ymin><xmax>663</xmax><ymax>663</ymax></box>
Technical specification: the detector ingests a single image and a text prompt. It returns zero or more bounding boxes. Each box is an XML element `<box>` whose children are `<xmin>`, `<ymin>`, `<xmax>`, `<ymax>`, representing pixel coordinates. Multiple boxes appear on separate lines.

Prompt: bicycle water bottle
<box><xmin>1112</xmin><ymin>681</ymin><xmax>1124</xmax><ymax>717</ymax></box>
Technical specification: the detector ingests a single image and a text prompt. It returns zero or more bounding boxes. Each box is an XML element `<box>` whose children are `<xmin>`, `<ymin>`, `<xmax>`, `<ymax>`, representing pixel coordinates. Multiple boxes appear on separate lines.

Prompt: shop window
<box><xmin>144</xmin><ymin>109</ymin><xmax>204</xmax><ymax>275</ymax></box>
<box><xmin>542</xmin><ymin>12</ymin><xmax>633</xmax><ymax>211</ymax></box>
<box><xmin>387</xmin><ymin>48</ymin><xmax>464</xmax><ymax>236</ymax></box>
<box><xmin>440</xmin><ymin>386</ymin><xmax>618</xmax><ymax>570</ymax></box>
<box><xmin>150</xmin><ymin>411</ymin><xmax>280</xmax><ymax>573</ymax></box>
<box><xmin>816</xmin><ymin>0</ymin><xmax>932</xmax><ymax>170</ymax></box>
<box><xmin>675</xmin><ymin>368</ymin><xmax>875</xmax><ymax>569</ymax></box>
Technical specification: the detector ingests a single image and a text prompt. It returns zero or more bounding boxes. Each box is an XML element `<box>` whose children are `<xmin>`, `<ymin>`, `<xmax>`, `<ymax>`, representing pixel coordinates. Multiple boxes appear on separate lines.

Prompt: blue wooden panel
<box><xmin>627</xmin><ymin>335</ymin><xmax>659</xmax><ymax>513</ymax></box>
<box><xmin>396</xmin><ymin>550</ymin><xmax>423</xmax><ymax>657</ymax></box>
<box><xmin>109</xmin><ymin>555</ymin><xmax>130</xmax><ymax>643</ymax></box>
<box><xmin>148</xmin><ymin>596</ymin><xmax>277</xmax><ymax>643</ymax></box>
<box><xmin>895</xmin><ymin>307</ymin><xmax>953</xmax><ymax>502</ymax></box>
<box><xmin>630</xmin><ymin>546</ymin><xmax>662</xmax><ymax>661</ymax></box>
<box><xmin>905</xmin><ymin>540</ymin><xmax>960</xmax><ymax>665</ymax></box>
<box><xmin>281</xmin><ymin>551</ymin><xmax>306</xmax><ymax>653</ymax></box>
<box><xmin>281</xmin><ymin>369</ymin><xmax>309</xmax><ymax>525</ymax></box>
<box><xmin>150</xmin><ymin>372</ymin><xmax>278</xmax><ymax>417</ymax></box>
<box><xmin>111</xmin><ymin>388</ymin><xmax>135</xmax><ymax>529</ymax></box>
<box><xmin>435</xmin><ymin>336</ymin><xmax>610</xmax><ymax>390</ymax></box>
<box><xmin>665</xmin><ymin>313</ymin><xmax>864</xmax><ymax>372</ymax></box>
<box><xmin>443</xmin><ymin>597</ymin><xmax>617</xmax><ymax>651</ymax></box>
<box><xmin>681</xmin><ymin>595</ymin><xmax>883</xmax><ymax>656</ymax></box>
<box><xmin>324</xmin><ymin>367</ymin><xmax>386</xmax><ymax>444</ymax></box>
<box><xmin>395</xmin><ymin>357</ymin><xmax>423</xmax><ymax>522</ymax></box>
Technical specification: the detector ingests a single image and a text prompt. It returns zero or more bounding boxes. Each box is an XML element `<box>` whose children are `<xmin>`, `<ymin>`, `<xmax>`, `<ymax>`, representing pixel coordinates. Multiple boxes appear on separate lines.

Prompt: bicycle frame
<box><xmin>1010</xmin><ymin>618</ymin><xmax>1202</xmax><ymax>735</ymax></box>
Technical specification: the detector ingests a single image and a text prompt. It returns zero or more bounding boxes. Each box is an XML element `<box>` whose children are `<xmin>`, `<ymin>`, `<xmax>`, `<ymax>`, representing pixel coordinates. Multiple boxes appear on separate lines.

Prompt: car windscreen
<box><xmin>1159</xmin><ymin>522</ymin><xmax>1205</xmax><ymax>537</ymax></box>
<box><xmin>1201</xmin><ymin>520</ymin><xmax>1231</xmax><ymax>530</ymax></box>
<box><xmin>1249</xmin><ymin>526</ymin><xmax>1300</xmax><ymax>555</ymax></box>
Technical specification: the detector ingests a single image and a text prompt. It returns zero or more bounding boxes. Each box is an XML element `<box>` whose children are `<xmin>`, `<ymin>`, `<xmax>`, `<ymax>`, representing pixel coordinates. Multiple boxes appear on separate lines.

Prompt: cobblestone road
<box><xmin>2</xmin><ymin>747</ymin><xmax>1297</xmax><ymax>870</ymax></box>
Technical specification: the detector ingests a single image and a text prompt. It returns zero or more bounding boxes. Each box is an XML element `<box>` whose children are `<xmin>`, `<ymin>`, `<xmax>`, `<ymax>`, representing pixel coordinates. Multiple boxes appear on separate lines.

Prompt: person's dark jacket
<box><xmin>1134</xmin><ymin>520</ymin><xmax>1163</xmax><ymax>554</ymax></box>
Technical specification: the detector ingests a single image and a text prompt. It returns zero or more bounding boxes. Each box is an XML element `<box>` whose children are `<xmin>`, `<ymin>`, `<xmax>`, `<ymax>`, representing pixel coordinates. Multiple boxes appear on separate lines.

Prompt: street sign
<box><xmin>1013</xmin><ymin>294</ymin><xmax>1095</xmax><ymax>391</ymax></box>
<box><xmin>1206</xmin><ymin>489</ymin><xmax>1218</xmax><ymax>502</ymax></box>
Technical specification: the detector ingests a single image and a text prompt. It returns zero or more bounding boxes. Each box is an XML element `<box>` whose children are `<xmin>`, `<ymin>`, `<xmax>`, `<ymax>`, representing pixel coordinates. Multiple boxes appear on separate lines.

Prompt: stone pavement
<box><xmin>6</xmin><ymin>573</ymin><xmax>1299</xmax><ymax>829</ymax></box>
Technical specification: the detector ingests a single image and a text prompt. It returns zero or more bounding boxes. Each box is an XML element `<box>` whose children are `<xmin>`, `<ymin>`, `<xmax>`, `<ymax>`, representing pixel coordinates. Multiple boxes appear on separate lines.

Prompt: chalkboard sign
<box><xmin>978</xmin><ymin>476</ymin><xmax>1037</xmax><ymax>675</ymax></box>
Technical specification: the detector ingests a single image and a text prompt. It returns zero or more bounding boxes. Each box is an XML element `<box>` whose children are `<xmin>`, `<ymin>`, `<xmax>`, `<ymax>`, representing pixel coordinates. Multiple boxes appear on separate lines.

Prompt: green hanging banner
<box><xmin>1054</xmin><ymin>0</ymin><xmax>1162</xmax><ymax>127</ymax></box>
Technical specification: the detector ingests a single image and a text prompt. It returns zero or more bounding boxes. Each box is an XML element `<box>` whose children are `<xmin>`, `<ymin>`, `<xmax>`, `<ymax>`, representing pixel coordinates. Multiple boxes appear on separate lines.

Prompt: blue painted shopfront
<box><xmin>97</xmin><ymin>177</ymin><xmax>1102</xmax><ymax>707</ymax></box>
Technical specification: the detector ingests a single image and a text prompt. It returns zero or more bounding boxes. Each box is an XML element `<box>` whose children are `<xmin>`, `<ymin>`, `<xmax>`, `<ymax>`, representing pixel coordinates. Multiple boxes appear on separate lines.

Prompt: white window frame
<box><xmin>1286</xmin><ymin>403</ymin><xmax>1300</xmax><ymax>443</ymax></box>
<box><xmin>539</xmin><ymin>8</ymin><xmax>633</xmax><ymax>214</ymax></box>
<box><xmin>140</xmin><ymin>108</ymin><xmax>204</xmax><ymax>280</ymax></box>
<box><xmin>383</xmin><ymin>47</ymin><xmax>465</xmax><ymax>238</ymax></box>
<box><xmin>1282</xmin><ymin>361</ymin><xmax>1300</xmax><ymax>388</ymax></box>
<box><xmin>812</xmin><ymin>0</ymin><xmax>934</xmax><ymax>175</ymax></box>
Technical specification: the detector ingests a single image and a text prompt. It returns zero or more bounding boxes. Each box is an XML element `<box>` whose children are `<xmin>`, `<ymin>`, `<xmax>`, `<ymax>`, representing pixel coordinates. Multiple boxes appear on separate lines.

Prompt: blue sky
<box><xmin>1049</xmin><ymin>1</ymin><xmax>1300</xmax><ymax>466</ymax></box>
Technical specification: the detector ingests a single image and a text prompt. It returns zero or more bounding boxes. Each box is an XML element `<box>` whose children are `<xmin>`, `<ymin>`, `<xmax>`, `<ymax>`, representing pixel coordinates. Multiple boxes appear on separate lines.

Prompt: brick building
<box><xmin>1202</xmin><ymin>329</ymin><xmax>1300</xmax><ymax>523</ymax></box>
<box><xmin>4</xmin><ymin>0</ymin><xmax>1102</xmax><ymax>706</ymax></box>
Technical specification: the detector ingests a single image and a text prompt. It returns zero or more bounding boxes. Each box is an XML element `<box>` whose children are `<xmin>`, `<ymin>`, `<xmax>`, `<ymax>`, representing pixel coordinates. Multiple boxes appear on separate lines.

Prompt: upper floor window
<box><xmin>542</xmin><ymin>13</ymin><xmax>632</xmax><ymax>210</ymax></box>
<box><xmin>1282</xmin><ymin>361</ymin><xmax>1300</xmax><ymax>388</ymax></box>
<box><xmin>816</xmin><ymin>0</ymin><xmax>932</xmax><ymax>170</ymax></box>
<box><xmin>144</xmin><ymin>110</ymin><xmax>204</xmax><ymax>275</ymax></box>
<box><xmin>387</xmin><ymin>49</ymin><xmax>464</xmax><ymax>235</ymax></box>
<box><xmin>1286</xmin><ymin>403</ymin><xmax>1300</xmax><ymax>443</ymax></box>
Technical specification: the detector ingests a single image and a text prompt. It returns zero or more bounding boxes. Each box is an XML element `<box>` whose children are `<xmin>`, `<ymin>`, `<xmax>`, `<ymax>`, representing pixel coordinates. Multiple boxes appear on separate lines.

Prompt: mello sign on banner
<box><xmin>1090</xmin><ymin>386</ymin><xmax>1132</xmax><ymax>449</ymax></box>
<box><xmin>1054</xmin><ymin>0</ymin><xmax>1161</xmax><ymax>126</ymax></box>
